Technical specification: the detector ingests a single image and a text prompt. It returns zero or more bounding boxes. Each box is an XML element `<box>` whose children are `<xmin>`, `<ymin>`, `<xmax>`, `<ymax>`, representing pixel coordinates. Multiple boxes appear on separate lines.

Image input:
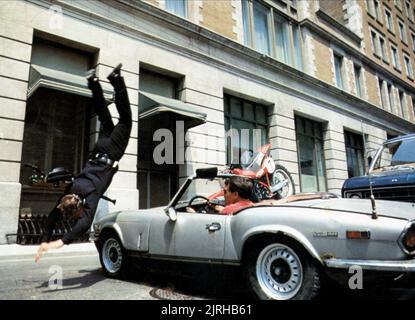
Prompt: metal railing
<box><xmin>16</xmin><ymin>213</ymin><xmax>90</xmax><ymax>245</ymax></box>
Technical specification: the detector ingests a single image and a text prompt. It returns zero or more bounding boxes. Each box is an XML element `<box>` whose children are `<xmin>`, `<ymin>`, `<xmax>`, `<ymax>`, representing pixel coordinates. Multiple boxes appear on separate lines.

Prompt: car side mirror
<box><xmin>166</xmin><ymin>207</ymin><xmax>177</xmax><ymax>222</ymax></box>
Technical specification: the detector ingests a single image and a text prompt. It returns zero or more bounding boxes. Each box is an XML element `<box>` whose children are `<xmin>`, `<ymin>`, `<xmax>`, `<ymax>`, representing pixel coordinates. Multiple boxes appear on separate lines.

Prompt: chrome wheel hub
<box><xmin>102</xmin><ymin>238</ymin><xmax>123</xmax><ymax>274</ymax></box>
<box><xmin>256</xmin><ymin>243</ymin><xmax>303</xmax><ymax>300</ymax></box>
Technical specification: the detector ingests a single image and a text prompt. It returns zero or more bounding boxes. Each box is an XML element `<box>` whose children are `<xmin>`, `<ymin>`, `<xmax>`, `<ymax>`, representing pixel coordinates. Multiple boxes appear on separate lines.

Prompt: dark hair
<box><xmin>225</xmin><ymin>176</ymin><xmax>253</xmax><ymax>199</ymax></box>
<box><xmin>58</xmin><ymin>194</ymin><xmax>84</xmax><ymax>217</ymax></box>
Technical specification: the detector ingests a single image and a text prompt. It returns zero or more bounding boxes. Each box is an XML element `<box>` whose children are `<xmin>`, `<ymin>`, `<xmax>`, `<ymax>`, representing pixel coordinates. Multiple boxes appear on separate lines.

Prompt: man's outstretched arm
<box><xmin>35</xmin><ymin>239</ymin><xmax>64</xmax><ymax>262</ymax></box>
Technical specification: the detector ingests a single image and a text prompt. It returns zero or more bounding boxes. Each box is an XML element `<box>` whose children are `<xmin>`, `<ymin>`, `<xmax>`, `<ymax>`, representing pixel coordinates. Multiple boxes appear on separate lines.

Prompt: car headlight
<box><xmin>403</xmin><ymin>226</ymin><xmax>415</xmax><ymax>252</ymax></box>
<box><xmin>345</xmin><ymin>192</ymin><xmax>362</xmax><ymax>199</ymax></box>
<box><xmin>399</xmin><ymin>222</ymin><xmax>415</xmax><ymax>255</ymax></box>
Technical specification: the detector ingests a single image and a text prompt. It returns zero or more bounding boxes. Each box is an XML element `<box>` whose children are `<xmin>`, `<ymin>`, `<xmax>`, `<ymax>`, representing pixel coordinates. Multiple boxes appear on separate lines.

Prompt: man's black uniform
<box><xmin>41</xmin><ymin>65</ymin><xmax>132</xmax><ymax>245</ymax></box>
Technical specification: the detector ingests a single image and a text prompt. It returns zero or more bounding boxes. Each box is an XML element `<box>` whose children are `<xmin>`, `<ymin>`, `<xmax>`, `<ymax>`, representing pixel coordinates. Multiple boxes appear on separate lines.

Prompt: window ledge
<box><xmin>373</xmin><ymin>52</ymin><xmax>382</xmax><ymax>59</ymax></box>
<box><xmin>387</xmin><ymin>29</ymin><xmax>396</xmax><ymax>36</ymax></box>
<box><xmin>382</xmin><ymin>58</ymin><xmax>390</xmax><ymax>65</ymax></box>
<box><xmin>367</xmin><ymin>11</ymin><xmax>377</xmax><ymax>20</ymax></box>
<box><xmin>315</xmin><ymin>9</ymin><xmax>362</xmax><ymax>45</ymax></box>
<box><xmin>394</xmin><ymin>66</ymin><xmax>402</xmax><ymax>73</ymax></box>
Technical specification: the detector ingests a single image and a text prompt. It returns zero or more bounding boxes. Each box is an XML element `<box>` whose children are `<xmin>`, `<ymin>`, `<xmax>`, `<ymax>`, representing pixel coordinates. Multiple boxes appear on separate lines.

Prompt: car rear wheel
<box><xmin>245</xmin><ymin>239</ymin><xmax>321</xmax><ymax>300</ymax></box>
<box><xmin>98</xmin><ymin>233</ymin><xmax>130</xmax><ymax>278</ymax></box>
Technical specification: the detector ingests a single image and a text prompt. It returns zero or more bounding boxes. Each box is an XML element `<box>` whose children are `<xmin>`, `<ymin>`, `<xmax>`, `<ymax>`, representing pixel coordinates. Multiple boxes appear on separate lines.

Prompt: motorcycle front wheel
<box><xmin>270</xmin><ymin>164</ymin><xmax>295</xmax><ymax>199</ymax></box>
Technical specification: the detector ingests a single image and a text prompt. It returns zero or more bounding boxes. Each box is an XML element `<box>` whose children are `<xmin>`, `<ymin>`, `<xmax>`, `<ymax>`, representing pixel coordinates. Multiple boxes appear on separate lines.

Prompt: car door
<box><xmin>148</xmin><ymin>211</ymin><xmax>228</xmax><ymax>262</ymax></box>
<box><xmin>173</xmin><ymin>212</ymin><xmax>228</xmax><ymax>262</ymax></box>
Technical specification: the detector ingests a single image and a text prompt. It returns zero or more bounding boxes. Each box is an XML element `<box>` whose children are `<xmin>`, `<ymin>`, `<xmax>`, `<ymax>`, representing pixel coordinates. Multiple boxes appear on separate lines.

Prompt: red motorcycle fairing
<box><xmin>232</xmin><ymin>168</ymin><xmax>257</xmax><ymax>179</ymax></box>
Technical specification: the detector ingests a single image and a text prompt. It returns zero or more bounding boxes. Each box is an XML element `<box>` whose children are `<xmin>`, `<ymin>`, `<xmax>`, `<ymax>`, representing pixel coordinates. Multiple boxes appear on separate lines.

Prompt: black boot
<box><xmin>107</xmin><ymin>63</ymin><xmax>123</xmax><ymax>87</ymax></box>
<box><xmin>86</xmin><ymin>68</ymin><xmax>99</xmax><ymax>90</ymax></box>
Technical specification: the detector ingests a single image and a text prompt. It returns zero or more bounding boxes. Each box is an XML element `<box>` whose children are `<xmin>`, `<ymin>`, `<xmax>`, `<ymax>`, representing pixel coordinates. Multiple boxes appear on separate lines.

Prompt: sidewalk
<box><xmin>0</xmin><ymin>242</ymin><xmax>97</xmax><ymax>258</ymax></box>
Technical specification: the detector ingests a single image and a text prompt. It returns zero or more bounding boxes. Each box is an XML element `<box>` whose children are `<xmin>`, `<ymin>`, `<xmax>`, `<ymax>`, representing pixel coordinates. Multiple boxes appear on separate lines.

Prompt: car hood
<box><xmin>343</xmin><ymin>168</ymin><xmax>415</xmax><ymax>189</ymax></box>
<box><xmin>281</xmin><ymin>198</ymin><xmax>415</xmax><ymax>221</ymax></box>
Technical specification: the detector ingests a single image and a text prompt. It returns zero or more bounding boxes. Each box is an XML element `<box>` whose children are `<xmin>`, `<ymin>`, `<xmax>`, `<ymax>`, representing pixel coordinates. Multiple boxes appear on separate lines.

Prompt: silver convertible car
<box><xmin>92</xmin><ymin>168</ymin><xmax>415</xmax><ymax>300</ymax></box>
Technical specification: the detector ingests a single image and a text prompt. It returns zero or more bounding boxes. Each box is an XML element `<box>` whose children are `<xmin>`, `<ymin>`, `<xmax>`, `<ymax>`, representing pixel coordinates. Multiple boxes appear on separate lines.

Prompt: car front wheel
<box><xmin>246</xmin><ymin>239</ymin><xmax>321</xmax><ymax>300</ymax></box>
<box><xmin>98</xmin><ymin>233</ymin><xmax>130</xmax><ymax>278</ymax></box>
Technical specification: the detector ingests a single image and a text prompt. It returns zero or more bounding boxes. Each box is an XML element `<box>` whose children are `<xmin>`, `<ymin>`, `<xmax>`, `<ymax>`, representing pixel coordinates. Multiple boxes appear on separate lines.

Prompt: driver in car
<box><xmin>187</xmin><ymin>176</ymin><xmax>254</xmax><ymax>215</ymax></box>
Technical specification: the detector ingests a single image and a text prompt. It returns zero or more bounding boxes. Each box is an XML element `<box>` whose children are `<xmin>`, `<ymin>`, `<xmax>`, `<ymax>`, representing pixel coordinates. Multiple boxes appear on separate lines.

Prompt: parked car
<box><xmin>342</xmin><ymin>133</ymin><xmax>415</xmax><ymax>202</ymax></box>
<box><xmin>93</xmin><ymin>167</ymin><xmax>415</xmax><ymax>300</ymax></box>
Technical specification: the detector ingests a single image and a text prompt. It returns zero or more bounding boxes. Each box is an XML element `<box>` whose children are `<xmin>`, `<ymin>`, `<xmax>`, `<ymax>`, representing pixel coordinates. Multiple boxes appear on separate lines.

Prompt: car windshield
<box><xmin>176</xmin><ymin>178</ymin><xmax>225</xmax><ymax>205</ymax></box>
<box><xmin>374</xmin><ymin>136</ymin><xmax>415</xmax><ymax>170</ymax></box>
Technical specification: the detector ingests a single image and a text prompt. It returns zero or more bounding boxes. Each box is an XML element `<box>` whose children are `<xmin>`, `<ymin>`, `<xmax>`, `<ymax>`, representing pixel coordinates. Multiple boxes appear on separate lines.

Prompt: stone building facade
<box><xmin>0</xmin><ymin>0</ymin><xmax>414</xmax><ymax>244</ymax></box>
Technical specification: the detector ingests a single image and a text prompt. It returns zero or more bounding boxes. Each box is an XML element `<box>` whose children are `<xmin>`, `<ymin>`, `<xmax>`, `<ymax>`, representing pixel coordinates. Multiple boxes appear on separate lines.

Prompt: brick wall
<box><xmin>200</xmin><ymin>0</ymin><xmax>237</xmax><ymax>40</ymax></box>
<box><xmin>319</xmin><ymin>0</ymin><xmax>346</xmax><ymax>25</ymax></box>
<box><xmin>313</xmin><ymin>36</ymin><xmax>335</xmax><ymax>85</ymax></box>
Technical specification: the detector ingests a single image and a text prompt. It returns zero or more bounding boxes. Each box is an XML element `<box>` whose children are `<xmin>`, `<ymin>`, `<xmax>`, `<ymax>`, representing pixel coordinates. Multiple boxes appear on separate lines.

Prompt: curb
<box><xmin>0</xmin><ymin>242</ymin><xmax>97</xmax><ymax>258</ymax></box>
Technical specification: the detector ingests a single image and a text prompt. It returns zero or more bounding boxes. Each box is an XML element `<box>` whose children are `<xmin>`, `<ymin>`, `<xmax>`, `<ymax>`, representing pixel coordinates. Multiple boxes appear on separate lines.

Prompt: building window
<box><xmin>378</xmin><ymin>78</ymin><xmax>387</xmax><ymax>109</ymax></box>
<box><xmin>399</xmin><ymin>90</ymin><xmax>406</xmax><ymax>118</ymax></box>
<box><xmin>291</xmin><ymin>24</ymin><xmax>303</xmax><ymax>70</ymax></box>
<box><xmin>379</xmin><ymin>36</ymin><xmax>387</xmax><ymax>61</ymax></box>
<box><xmin>333</xmin><ymin>53</ymin><xmax>344</xmax><ymax>89</ymax></box>
<box><xmin>406</xmin><ymin>1</ymin><xmax>414</xmax><ymax>21</ymax></box>
<box><xmin>370</xmin><ymin>29</ymin><xmax>388</xmax><ymax>61</ymax></box>
<box><xmin>344</xmin><ymin>131</ymin><xmax>365</xmax><ymax>178</ymax></box>
<box><xmin>290</xmin><ymin>0</ymin><xmax>297</xmax><ymax>9</ymax></box>
<box><xmin>412</xmin><ymin>97</ymin><xmax>415</xmax><ymax>118</ymax></box>
<box><xmin>412</xmin><ymin>32</ymin><xmax>415</xmax><ymax>52</ymax></box>
<box><xmin>253</xmin><ymin>0</ymin><xmax>271</xmax><ymax>55</ymax></box>
<box><xmin>385</xmin><ymin>8</ymin><xmax>394</xmax><ymax>32</ymax></box>
<box><xmin>242</xmin><ymin>0</ymin><xmax>251</xmax><ymax>46</ymax></box>
<box><xmin>274</xmin><ymin>12</ymin><xmax>289</xmax><ymax>63</ymax></box>
<box><xmin>398</xmin><ymin>19</ymin><xmax>407</xmax><ymax>43</ymax></box>
<box><xmin>165</xmin><ymin>0</ymin><xmax>187</xmax><ymax>18</ymax></box>
<box><xmin>387</xmin><ymin>83</ymin><xmax>395</xmax><ymax>113</ymax></box>
<box><xmin>224</xmin><ymin>95</ymin><xmax>269</xmax><ymax>165</ymax></box>
<box><xmin>404</xmin><ymin>54</ymin><xmax>413</xmax><ymax>78</ymax></box>
<box><xmin>391</xmin><ymin>44</ymin><xmax>400</xmax><ymax>69</ymax></box>
<box><xmin>366</xmin><ymin>0</ymin><xmax>375</xmax><ymax>16</ymax></box>
<box><xmin>20</xmin><ymin>89</ymin><xmax>90</xmax><ymax>183</ymax></box>
<box><xmin>295</xmin><ymin>116</ymin><xmax>327</xmax><ymax>193</ymax></box>
<box><xmin>354</xmin><ymin>64</ymin><xmax>363</xmax><ymax>97</ymax></box>
<box><xmin>370</xmin><ymin>30</ymin><xmax>380</xmax><ymax>56</ymax></box>
<box><xmin>243</xmin><ymin>0</ymin><xmax>303</xmax><ymax>69</ymax></box>
<box><xmin>374</xmin><ymin>0</ymin><xmax>381</xmax><ymax>21</ymax></box>
<box><xmin>395</xmin><ymin>0</ymin><xmax>403</xmax><ymax>11</ymax></box>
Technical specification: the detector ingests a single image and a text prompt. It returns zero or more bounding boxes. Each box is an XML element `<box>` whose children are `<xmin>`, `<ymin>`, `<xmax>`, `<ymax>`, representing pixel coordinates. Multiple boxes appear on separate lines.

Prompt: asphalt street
<box><xmin>1</xmin><ymin>249</ymin><xmax>415</xmax><ymax>300</ymax></box>
<box><xmin>0</xmin><ymin>252</ymin><xmax>154</xmax><ymax>300</ymax></box>
<box><xmin>0</xmin><ymin>250</ymin><xmax>246</xmax><ymax>300</ymax></box>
